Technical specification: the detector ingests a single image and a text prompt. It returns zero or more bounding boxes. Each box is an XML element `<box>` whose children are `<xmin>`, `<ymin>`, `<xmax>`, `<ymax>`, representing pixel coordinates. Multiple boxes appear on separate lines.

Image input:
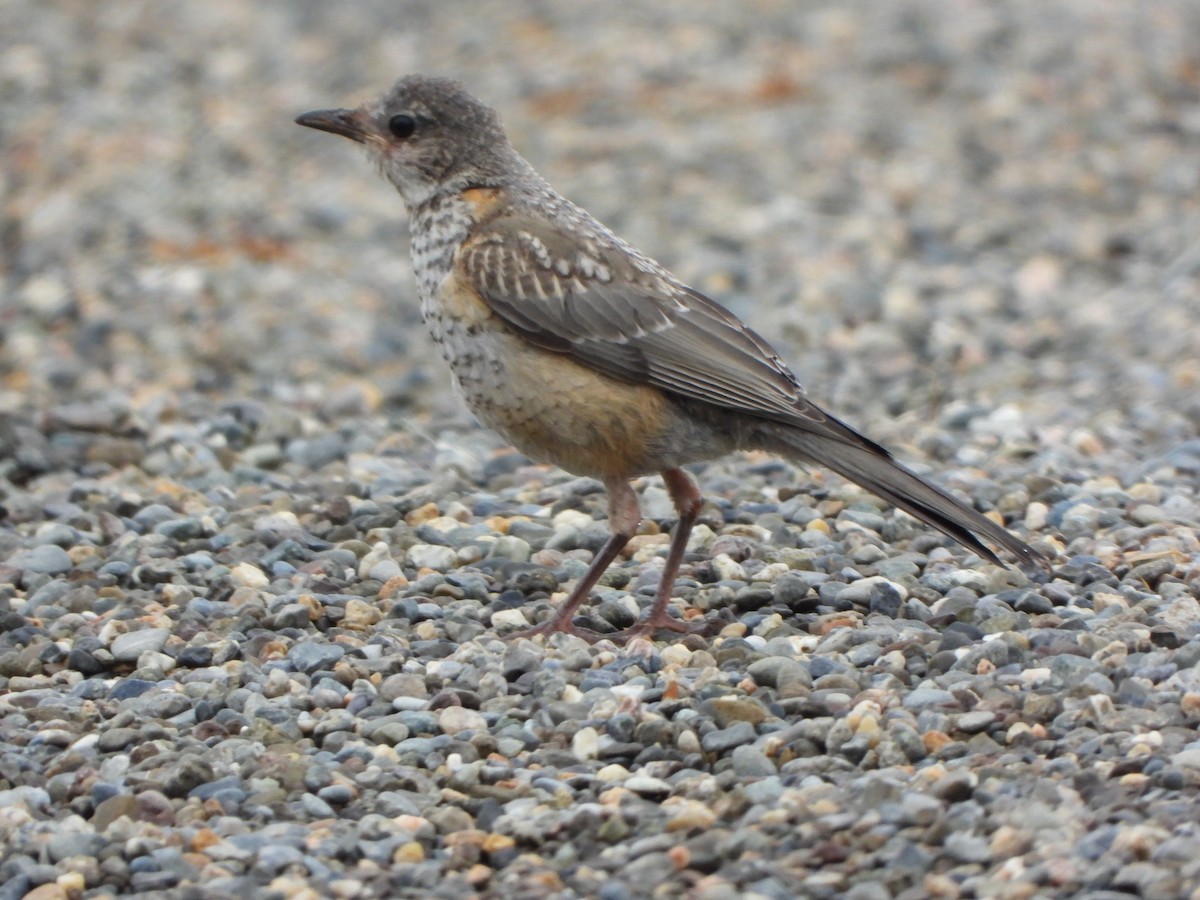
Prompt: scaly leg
<box><xmin>508</xmin><ymin>477</ymin><xmax>640</xmax><ymax>641</ymax></box>
<box><xmin>608</xmin><ymin>467</ymin><xmax>711</xmax><ymax>641</ymax></box>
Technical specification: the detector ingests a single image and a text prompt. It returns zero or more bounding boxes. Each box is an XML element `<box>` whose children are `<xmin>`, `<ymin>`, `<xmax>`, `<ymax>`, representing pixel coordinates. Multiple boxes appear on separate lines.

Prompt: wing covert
<box><xmin>460</xmin><ymin>212</ymin><xmax>830</xmax><ymax>429</ymax></box>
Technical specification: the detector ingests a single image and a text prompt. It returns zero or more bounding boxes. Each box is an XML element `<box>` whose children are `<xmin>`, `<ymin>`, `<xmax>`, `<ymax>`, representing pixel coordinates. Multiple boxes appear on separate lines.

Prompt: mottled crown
<box><xmin>374</xmin><ymin>76</ymin><xmax>505</xmax><ymax>140</ymax></box>
<box><xmin>363</xmin><ymin>75</ymin><xmax>535</xmax><ymax>203</ymax></box>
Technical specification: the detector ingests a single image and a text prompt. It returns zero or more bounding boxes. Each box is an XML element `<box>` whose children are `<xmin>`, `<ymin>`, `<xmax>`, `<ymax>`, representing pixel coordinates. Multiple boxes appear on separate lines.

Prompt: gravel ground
<box><xmin>3</xmin><ymin>1</ymin><xmax>1200</xmax><ymax>898</ymax></box>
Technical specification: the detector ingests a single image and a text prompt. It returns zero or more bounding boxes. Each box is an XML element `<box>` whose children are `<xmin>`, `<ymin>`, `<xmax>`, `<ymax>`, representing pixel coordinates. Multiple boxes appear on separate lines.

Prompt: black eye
<box><xmin>388</xmin><ymin>114</ymin><xmax>416</xmax><ymax>139</ymax></box>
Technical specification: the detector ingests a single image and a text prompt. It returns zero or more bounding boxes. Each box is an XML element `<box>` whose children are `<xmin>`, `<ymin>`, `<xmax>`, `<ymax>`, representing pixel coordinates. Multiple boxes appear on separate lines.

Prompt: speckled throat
<box><xmin>409</xmin><ymin>193</ymin><xmax>478</xmax><ymax>322</ymax></box>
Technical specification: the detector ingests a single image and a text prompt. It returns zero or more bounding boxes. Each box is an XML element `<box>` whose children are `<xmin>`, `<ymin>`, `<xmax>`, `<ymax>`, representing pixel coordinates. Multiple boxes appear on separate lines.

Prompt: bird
<box><xmin>295</xmin><ymin>75</ymin><xmax>1046</xmax><ymax>642</ymax></box>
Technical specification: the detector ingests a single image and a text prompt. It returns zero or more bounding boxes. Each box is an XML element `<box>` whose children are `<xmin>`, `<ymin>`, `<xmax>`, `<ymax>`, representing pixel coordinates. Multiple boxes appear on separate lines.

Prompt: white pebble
<box><xmin>230</xmin><ymin>562</ymin><xmax>269</xmax><ymax>588</ymax></box>
<box><xmin>490</xmin><ymin>608</ymin><xmax>530</xmax><ymax>629</ymax></box>
<box><xmin>572</xmin><ymin>726</ymin><xmax>600</xmax><ymax>761</ymax></box>
<box><xmin>711</xmin><ymin>553</ymin><xmax>747</xmax><ymax>582</ymax></box>
<box><xmin>406</xmin><ymin>543</ymin><xmax>458</xmax><ymax>570</ymax></box>
<box><xmin>439</xmin><ymin>707</ymin><xmax>486</xmax><ymax>735</ymax></box>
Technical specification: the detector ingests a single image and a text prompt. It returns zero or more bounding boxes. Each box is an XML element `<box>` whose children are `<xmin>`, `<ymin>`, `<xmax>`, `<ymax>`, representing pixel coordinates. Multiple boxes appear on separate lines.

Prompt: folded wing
<box><xmin>460</xmin><ymin>211</ymin><xmax>859</xmax><ymax>439</ymax></box>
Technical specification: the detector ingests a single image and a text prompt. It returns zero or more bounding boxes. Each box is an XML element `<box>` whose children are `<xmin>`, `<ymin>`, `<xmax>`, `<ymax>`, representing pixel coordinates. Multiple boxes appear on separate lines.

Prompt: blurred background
<box><xmin>3</xmin><ymin>0</ymin><xmax>1199</xmax><ymax>475</ymax></box>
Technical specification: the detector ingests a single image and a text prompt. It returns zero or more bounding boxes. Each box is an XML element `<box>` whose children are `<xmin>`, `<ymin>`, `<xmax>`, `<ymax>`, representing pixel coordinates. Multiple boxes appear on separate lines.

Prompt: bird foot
<box><xmin>605</xmin><ymin>611</ymin><xmax>713</xmax><ymax>643</ymax></box>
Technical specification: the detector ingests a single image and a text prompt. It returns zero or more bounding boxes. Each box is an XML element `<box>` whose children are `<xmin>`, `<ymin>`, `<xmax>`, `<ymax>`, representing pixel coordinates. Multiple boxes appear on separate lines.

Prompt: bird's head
<box><xmin>297</xmin><ymin>75</ymin><xmax>528</xmax><ymax>210</ymax></box>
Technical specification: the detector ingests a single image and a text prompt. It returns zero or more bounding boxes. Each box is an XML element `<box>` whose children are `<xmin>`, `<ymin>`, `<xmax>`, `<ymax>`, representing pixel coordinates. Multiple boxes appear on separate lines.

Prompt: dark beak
<box><xmin>295</xmin><ymin>108</ymin><xmax>368</xmax><ymax>142</ymax></box>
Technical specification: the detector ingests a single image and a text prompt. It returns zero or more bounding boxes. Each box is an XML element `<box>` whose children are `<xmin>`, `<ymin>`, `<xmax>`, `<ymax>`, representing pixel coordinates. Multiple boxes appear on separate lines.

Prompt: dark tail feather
<box><xmin>763</xmin><ymin>425</ymin><xmax>1046</xmax><ymax>572</ymax></box>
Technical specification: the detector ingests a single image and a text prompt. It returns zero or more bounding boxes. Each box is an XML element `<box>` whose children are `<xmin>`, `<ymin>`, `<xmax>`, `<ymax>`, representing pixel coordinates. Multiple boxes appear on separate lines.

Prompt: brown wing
<box><xmin>460</xmin><ymin>210</ymin><xmax>833</xmax><ymax>429</ymax></box>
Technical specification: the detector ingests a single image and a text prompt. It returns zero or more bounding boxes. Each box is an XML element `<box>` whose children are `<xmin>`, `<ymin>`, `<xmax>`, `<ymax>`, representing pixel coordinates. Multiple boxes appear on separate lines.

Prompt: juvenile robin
<box><xmin>296</xmin><ymin>75</ymin><xmax>1045</xmax><ymax>642</ymax></box>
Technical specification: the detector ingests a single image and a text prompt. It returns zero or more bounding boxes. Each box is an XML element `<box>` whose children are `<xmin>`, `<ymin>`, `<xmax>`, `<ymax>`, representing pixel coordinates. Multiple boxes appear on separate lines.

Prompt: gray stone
<box><xmin>271</xmin><ymin>603</ymin><xmax>313</xmax><ymax>629</ymax></box>
<box><xmin>34</xmin><ymin>523</ymin><xmax>79</xmax><ymax>547</ymax></box>
<box><xmin>700</xmin><ymin>721</ymin><xmax>757</xmax><ymax>753</ymax></box>
<box><xmin>8</xmin><ymin>545</ymin><xmax>72</xmax><ymax>575</ymax></box>
<box><xmin>741</xmin><ymin>777</ymin><xmax>785</xmax><ymax>806</ymax></box>
<box><xmin>97</xmin><ymin>727</ymin><xmax>140</xmax><ymax>752</ymax></box>
<box><xmin>746</xmin><ymin>656</ymin><xmax>811</xmax><ymax>689</ymax></box>
<box><xmin>903</xmin><ymin>688</ymin><xmax>958</xmax><ymax>710</ymax></box>
<box><xmin>155</xmin><ymin>517</ymin><xmax>207</xmax><ymax>540</ymax></box>
<box><xmin>731</xmin><ymin>744</ymin><xmax>777</xmax><ymax>777</ymax></box>
<box><xmin>111</xmin><ymin>628</ymin><xmax>170</xmax><ymax>662</ymax></box>
<box><xmin>288</xmin><ymin>642</ymin><xmax>346</xmax><ymax>673</ymax></box>
<box><xmin>45</xmin><ymin>831</ymin><xmax>109</xmax><ymax>863</ymax></box>
<box><xmin>944</xmin><ymin>832</ymin><xmax>991</xmax><ymax>864</ymax></box>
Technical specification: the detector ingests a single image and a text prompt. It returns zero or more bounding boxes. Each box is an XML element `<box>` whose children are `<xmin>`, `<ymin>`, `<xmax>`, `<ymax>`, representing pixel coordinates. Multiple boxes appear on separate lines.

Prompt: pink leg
<box><xmin>608</xmin><ymin>467</ymin><xmax>711</xmax><ymax>640</ymax></box>
<box><xmin>508</xmin><ymin>477</ymin><xmax>641</xmax><ymax>641</ymax></box>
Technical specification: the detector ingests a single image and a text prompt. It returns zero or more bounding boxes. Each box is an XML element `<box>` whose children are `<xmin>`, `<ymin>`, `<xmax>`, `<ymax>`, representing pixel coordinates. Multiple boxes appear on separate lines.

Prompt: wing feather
<box><xmin>461</xmin><ymin>212</ymin><xmax>826</xmax><ymax>428</ymax></box>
